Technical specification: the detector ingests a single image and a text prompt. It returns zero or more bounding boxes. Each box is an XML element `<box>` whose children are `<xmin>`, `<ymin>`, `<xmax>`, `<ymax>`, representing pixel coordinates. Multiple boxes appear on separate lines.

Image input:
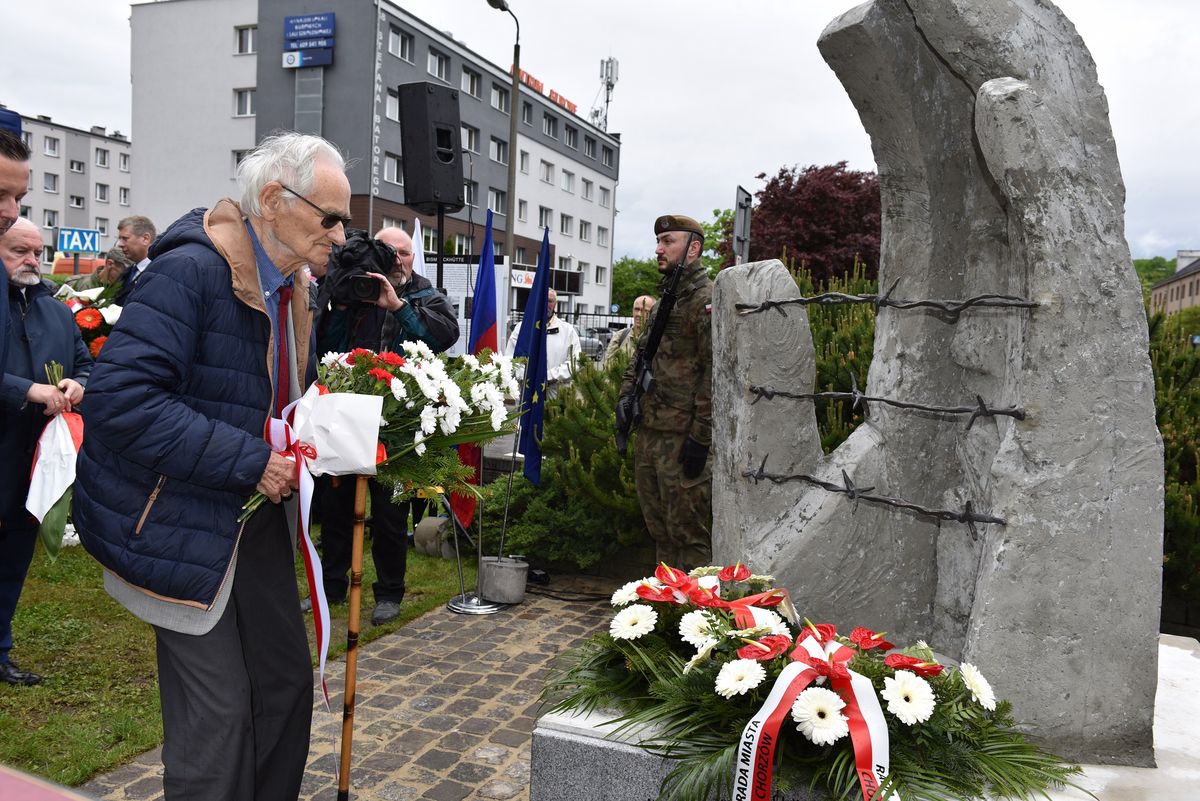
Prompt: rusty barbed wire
<box><xmin>742</xmin><ymin>458</ymin><xmax>1004</xmax><ymax>540</ymax></box>
<box><xmin>735</xmin><ymin>279</ymin><xmax>1038</xmax><ymax>322</ymax></box>
<box><xmin>748</xmin><ymin>373</ymin><xmax>1025</xmax><ymax>430</ymax></box>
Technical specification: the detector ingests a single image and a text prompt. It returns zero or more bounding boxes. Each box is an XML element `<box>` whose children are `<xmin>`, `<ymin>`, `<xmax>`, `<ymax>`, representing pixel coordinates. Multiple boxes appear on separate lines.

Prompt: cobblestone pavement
<box><xmin>80</xmin><ymin>578</ymin><xmax>613</xmax><ymax>801</ymax></box>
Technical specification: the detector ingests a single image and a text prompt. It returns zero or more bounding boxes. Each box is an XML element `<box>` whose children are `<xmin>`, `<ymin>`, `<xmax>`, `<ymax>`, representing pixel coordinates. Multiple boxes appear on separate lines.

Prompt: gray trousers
<box><xmin>154</xmin><ymin>504</ymin><xmax>313</xmax><ymax>801</ymax></box>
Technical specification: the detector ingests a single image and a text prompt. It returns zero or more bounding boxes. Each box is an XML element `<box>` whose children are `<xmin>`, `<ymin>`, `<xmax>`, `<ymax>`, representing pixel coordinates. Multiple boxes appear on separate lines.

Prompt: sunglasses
<box><xmin>280</xmin><ymin>183</ymin><xmax>352</xmax><ymax>230</ymax></box>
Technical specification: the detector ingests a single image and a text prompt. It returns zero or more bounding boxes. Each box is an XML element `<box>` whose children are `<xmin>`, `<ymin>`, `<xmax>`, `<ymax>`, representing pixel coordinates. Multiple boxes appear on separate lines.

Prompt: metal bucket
<box><xmin>478</xmin><ymin>556</ymin><xmax>529</xmax><ymax>604</ymax></box>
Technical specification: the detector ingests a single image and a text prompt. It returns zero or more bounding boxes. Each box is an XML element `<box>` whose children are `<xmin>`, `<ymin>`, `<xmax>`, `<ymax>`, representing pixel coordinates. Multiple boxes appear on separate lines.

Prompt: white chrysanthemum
<box><xmin>401</xmin><ymin>340</ymin><xmax>435</xmax><ymax>361</ymax></box>
<box><xmin>678</xmin><ymin>610</ymin><xmax>718</xmax><ymax>649</ymax></box>
<box><xmin>390</xmin><ymin>377</ymin><xmax>406</xmax><ymax>401</ymax></box>
<box><xmin>406</xmin><ymin>400</ymin><xmax>416</xmax><ymax>409</ymax></box>
<box><xmin>490</xmin><ymin>404</ymin><xmax>507</xmax><ymax>431</ymax></box>
<box><xmin>491</xmin><ymin>352</ymin><xmax>513</xmax><ymax>372</ymax></box>
<box><xmin>881</xmin><ymin>670</ymin><xmax>936</xmax><ymax>725</ymax></box>
<box><xmin>714</xmin><ymin>659</ymin><xmax>767</xmax><ymax>698</ymax></box>
<box><xmin>791</xmin><ymin>687</ymin><xmax>850</xmax><ymax>746</ymax></box>
<box><xmin>419</xmin><ymin>404</ymin><xmax>438</xmax><ymax>435</ymax></box>
<box><xmin>479</xmin><ymin>361</ymin><xmax>498</xmax><ymax>376</ymax></box>
<box><xmin>609</xmin><ymin>604</ymin><xmax>657</xmax><ymax>640</ymax></box>
<box><xmin>610</xmin><ymin>580</ymin><xmax>642</xmax><ymax>606</ymax></box>
<box><xmin>959</xmin><ymin>663</ymin><xmax>996</xmax><ymax>710</ymax></box>
<box><xmin>438</xmin><ymin>404</ymin><xmax>462</xmax><ymax>435</ymax></box>
<box><xmin>412</xmin><ymin>430</ymin><xmax>427</xmax><ymax>456</ymax></box>
<box><xmin>461</xmin><ymin>353</ymin><xmax>481</xmax><ymax>370</ymax></box>
<box><xmin>321</xmin><ymin>351</ymin><xmax>342</xmax><ymax>368</ymax></box>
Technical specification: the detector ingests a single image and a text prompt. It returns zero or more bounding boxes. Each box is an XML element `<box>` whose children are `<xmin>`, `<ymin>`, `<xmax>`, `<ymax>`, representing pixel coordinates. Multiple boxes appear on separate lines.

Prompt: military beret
<box><xmin>105</xmin><ymin>248</ymin><xmax>133</xmax><ymax>267</ymax></box>
<box><xmin>653</xmin><ymin>214</ymin><xmax>704</xmax><ymax>237</ymax></box>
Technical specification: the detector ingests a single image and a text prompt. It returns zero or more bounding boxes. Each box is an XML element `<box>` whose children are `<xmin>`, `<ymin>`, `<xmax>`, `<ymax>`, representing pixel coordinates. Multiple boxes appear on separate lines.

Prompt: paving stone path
<box><xmin>80</xmin><ymin>579</ymin><xmax>612</xmax><ymax>801</ymax></box>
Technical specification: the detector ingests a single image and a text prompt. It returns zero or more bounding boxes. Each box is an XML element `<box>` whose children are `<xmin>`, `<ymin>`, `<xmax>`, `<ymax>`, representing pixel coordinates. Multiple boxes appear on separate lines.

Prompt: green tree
<box><xmin>1133</xmin><ymin>256</ymin><xmax>1175</xmax><ymax>294</ymax></box>
<box><xmin>702</xmin><ymin>208</ymin><xmax>734</xmax><ymax>276</ymax></box>
<box><xmin>611</xmin><ymin>256</ymin><xmax>660</xmax><ymax>315</ymax></box>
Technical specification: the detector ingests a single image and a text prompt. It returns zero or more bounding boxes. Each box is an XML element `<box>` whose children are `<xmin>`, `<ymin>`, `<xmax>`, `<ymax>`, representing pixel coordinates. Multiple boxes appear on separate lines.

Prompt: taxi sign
<box><xmin>56</xmin><ymin>227</ymin><xmax>103</xmax><ymax>254</ymax></box>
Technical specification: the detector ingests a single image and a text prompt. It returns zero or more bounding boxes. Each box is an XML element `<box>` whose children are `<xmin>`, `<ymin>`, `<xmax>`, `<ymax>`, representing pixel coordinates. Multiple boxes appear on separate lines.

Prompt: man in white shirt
<box><xmin>114</xmin><ymin>215</ymin><xmax>157</xmax><ymax>306</ymax></box>
<box><xmin>506</xmin><ymin>287</ymin><xmax>581</xmax><ymax>385</ymax></box>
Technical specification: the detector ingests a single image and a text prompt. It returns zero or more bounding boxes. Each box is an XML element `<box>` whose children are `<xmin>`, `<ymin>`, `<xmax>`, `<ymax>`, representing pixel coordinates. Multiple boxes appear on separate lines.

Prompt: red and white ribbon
<box><xmin>267</xmin><ymin>400</ymin><xmax>332</xmax><ymax>708</ymax></box>
<box><xmin>734</xmin><ymin>632</ymin><xmax>896</xmax><ymax>801</ymax></box>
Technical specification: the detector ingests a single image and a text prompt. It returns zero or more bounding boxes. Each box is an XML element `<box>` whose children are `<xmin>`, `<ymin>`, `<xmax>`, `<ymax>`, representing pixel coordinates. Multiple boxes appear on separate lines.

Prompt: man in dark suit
<box><xmin>113</xmin><ymin>215</ymin><xmax>157</xmax><ymax>306</ymax></box>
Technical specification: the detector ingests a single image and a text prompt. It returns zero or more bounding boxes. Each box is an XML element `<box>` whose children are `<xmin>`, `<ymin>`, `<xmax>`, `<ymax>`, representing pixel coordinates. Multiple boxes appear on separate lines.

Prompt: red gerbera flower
<box><xmin>718</xmin><ymin>562</ymin><xmax>752</xmax><ymax>582</ymax></box>
<box><xmin>377</xmin><ymin>351</ymin><xmax>407</xmax><ymax>367</ymax></box>
<box><xmin>883</xmin><ymin>653</ymin><xmax>944</xmax><ymax>677</ymax></box>
<box><xmin>737</xmin><ymin>634</ymin><xmax>792</xmax><ymax>662</ymax></box>
<box><xmin>368</xmin><ymin>367</ymin><xmax>393</xmax><ymax>383</ymax></box>
<box><xmin>76</xmin><ymin>308</ymin><xmax>104</xmax><ymax>331</ymax></box>
<box><xmin>849</xmin><ymin>627</ymin><xmax>895</xmax><ymax>651</ymax></box>
<box><xmin>88</xmin><ymin>336</ymin><xmax>107</xmax><ymax>358</ymax></box>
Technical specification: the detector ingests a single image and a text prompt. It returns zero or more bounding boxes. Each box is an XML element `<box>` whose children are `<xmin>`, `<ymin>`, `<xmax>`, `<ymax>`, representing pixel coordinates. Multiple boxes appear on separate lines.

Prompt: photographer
<box><xmin>312</xmin><ymin>226</ymin><xmax>458</xmax><ymax>624</ymax></box>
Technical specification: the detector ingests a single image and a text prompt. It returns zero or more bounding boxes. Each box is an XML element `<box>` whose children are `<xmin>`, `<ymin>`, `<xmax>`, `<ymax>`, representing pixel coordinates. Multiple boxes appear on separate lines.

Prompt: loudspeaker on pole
<box><xmin>398</xmin><ymin>81</ymin><xmax>466</xmax><ymax>215</ymax></box>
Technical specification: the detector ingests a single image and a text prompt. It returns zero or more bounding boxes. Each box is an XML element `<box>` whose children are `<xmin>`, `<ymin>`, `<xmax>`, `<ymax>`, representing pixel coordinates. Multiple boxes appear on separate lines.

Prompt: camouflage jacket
<box><xmin>621</xmin><ymin>260</ymin><xmax>713</xmax><ymax>444</ymax></box>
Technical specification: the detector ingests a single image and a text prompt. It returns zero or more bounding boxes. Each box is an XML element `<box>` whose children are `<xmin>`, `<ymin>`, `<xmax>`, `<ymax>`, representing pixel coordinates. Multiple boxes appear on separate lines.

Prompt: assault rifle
<box><xmin>615</xmin><ymin>232</ymin><xmax>697</xmax><ymax>455</ymax></box>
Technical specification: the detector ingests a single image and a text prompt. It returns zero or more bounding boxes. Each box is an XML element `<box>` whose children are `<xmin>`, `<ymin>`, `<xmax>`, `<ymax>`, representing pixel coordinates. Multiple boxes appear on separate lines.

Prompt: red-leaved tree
<box><xmin>747</xmin><ymin>162</ymin><xmax>880</xmax><ymax>282</ymax></box>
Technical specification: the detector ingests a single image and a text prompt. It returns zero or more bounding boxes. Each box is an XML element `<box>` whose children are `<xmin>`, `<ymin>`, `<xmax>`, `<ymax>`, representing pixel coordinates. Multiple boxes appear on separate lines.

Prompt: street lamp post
<box><xmin>487</xmin><ymin>0</ymin><xmax>520</xmax><ymax>318</ymax></box>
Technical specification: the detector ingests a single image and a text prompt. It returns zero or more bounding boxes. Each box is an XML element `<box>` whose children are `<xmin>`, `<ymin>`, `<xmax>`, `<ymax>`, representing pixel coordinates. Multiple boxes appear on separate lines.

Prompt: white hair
<box><xmin>237</xmin><ymin>132</ymin><xmax>346</xmax><ymax>216</ymax></box>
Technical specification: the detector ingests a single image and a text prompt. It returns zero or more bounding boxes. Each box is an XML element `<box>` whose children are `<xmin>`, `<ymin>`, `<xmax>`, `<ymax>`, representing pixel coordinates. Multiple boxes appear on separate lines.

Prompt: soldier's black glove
<box><xmin>679</xmin><ymin>436</ymin><xmax>709</xmax><ymax>479</ymax></box>
<box><xmin>616</xmin><ymin>394</ymin><xmax>635</xmax><ymax>430</ymax></box>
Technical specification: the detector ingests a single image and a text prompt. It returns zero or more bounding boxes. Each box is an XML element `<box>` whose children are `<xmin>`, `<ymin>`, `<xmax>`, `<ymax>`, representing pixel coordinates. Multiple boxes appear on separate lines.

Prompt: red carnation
<box><xmin>377</xmin><ymin>351</ymin><xmax>407</xmax><ymax>367</ymax></box>
<box><xmin>368</xmin><ymin>367</ymin><xmax>393</xmax><ymax>383</ymax></box>
<box><xmin>76</xmin><ymin>308</ymin><xmax>104</xmax><ymax>331</ymax></box>
<box><xmin>347</xmin><ymin>347</ymin><xmax>375</xmax><ymax>365</ymax></box>
<box><xmin>883</xmin><ymin>653</ymin><xmax>944</xmax><ymax>677</ymax></box>
<box><xmin>718</xmin><ymin>562</ymin><xmax>752</xmax><ymax>582</ymax></box>
<box><xmin>849</xmin><ymin>627</ymin><xmax>895</xmax><ymax>651</ymax></box>
<box><xmin>737</xmin><ymin>635</ymin><xmax>792</xmax><ymax>662</ymax></box>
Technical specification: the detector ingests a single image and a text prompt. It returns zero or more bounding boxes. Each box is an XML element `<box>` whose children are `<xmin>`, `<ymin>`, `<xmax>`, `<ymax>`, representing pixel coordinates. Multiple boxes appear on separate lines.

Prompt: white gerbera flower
<box><xmin>321</xmin><ymin>351</ymin><xmax>342</xmax><ymax>368</ymax></box>
<box><xmin>714</xmin><ymin>659</ymin><xmax>767</xmax><ymax>698</ymax></box>
<box><xmin>609</xmin><ymin>604</ymin><xmax>657</xmax><ymax>640</ymax></box>
<box><xmin>791</xmin><ymin>687</ymin><xmax>850</xmax><ymax>746</ymax></box>
<box><xmin>959</xmin><ymin>663</ymin><xmax>996</xmax><ymax>710</ymax></box>
<box><xmin>679</xmin><ymin>610</ymin><xmax>717</xmax><ymax>649</ymax></box>
<box><xmin>390</xmin><ymin>377</ymin><xmax>406</xmax><ymax>401</ymax></box>
<box><xmin>419</xmin><ymin>404</ymin><xmax>438</xmax><ymax>435</ymax></box>
<box><xmin>749</xmin><ymin>607</ymin><xmax>790</xmax><ymax>638</ymax></box>
<box><xmin>610</xmin><ymin>580</ymin><xmax>642</xmax><ymax>606</ymax></box>
<box><xmin>881</xmin><ymin>670</ymin><xmax>936</xmax><ymax>725</ymax></box>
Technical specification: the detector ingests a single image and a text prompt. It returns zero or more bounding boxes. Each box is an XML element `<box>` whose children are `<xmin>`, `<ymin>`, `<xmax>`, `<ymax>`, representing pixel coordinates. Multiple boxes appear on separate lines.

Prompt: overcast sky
<box><xmin>4</xmin><ymin>0</ymin><xmax>1197</xmax><ymax>261</ymax></box>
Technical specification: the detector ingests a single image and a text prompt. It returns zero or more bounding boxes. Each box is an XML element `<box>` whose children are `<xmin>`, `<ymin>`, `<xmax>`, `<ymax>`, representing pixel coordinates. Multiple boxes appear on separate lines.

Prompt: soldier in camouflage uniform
<box><xmin>619</xmin><ymin>215</ymin><xmax>713</xmax><ymax>569</ymax></box>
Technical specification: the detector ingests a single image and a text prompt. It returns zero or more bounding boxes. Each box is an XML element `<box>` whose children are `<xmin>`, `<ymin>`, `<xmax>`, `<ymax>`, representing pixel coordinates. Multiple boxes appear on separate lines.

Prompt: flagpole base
<box><xmin>447</xmin><ymin>592</ymin><xmax>505</xmax><ymax>615</ymax></box>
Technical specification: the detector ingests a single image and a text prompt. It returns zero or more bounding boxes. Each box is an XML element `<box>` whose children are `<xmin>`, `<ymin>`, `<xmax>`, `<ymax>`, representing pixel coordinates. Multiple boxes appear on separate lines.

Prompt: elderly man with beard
<box><xmin>73</xmin><ymin>132</ymin><xmax>350</xmax><ymax>800</ymax></box>
<box><xmin>311</xmin><ymin>225</ymin><xmax>458</xmax><ymax>625</ymax></box>
<box><xmin>1</xmin><ymin>218</ymin><xmax>92</xmax><ymax>686</ymax></box>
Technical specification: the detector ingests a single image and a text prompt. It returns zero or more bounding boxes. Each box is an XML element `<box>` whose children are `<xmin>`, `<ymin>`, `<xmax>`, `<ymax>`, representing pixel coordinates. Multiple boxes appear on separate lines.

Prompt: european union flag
<box><xmin>515</xmin><ymin>228</ymin><xmax>551</xmax><ymax>485</ymax></box>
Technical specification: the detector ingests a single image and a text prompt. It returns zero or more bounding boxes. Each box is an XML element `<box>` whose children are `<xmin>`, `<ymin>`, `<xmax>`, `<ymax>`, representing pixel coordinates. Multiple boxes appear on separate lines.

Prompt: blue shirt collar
<box><xmin>244</xmin><ymin>219</ymin><xmax>292</xmax><ymax>299</ymax></box>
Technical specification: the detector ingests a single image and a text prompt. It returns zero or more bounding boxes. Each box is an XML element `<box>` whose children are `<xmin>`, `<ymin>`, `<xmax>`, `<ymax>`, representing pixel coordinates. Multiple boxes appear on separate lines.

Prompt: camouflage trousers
<box><xmin>634</xmin><ymin>428</ymin><xmax>713</xmax><ymax>571</ymax></box>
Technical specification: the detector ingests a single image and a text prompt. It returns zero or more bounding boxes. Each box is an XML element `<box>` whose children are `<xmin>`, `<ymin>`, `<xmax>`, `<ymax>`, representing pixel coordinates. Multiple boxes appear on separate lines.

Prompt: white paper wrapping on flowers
<box><xmin>291</xmin><ymin>385</ymin><xmax>383</xmax><ymax>476</ymax></box>
<box><xmin>26</xmin><ymin>414</ymin><xmax>79</xmax><ymax>521</ymax></box>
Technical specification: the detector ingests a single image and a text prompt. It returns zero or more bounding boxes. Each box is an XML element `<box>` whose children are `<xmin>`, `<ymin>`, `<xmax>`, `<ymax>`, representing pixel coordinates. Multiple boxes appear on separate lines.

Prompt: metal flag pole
<box><xmin>445</xmin><ymin>451</ymin><xmax>503</xmax><ymax>614</ymax></box>
<box><xmin>336</xmin><ymin>475</ymin><xmax>369</xmax><ymax>800</ymax></box>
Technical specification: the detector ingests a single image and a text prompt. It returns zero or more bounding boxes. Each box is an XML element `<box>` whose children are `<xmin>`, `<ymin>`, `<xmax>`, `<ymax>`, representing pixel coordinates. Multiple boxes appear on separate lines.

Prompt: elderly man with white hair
<box><xmin>74</xmin><ymin>132</ymin><xmax>351</xmax><ymax>800</ymax></box>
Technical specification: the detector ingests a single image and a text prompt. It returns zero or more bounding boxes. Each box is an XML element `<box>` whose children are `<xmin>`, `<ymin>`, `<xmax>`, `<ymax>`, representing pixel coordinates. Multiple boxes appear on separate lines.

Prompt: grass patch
<box><xmin>0</xmin><ymin>530</ymin><xmax>471</xmax><ymax>786</ymax></box>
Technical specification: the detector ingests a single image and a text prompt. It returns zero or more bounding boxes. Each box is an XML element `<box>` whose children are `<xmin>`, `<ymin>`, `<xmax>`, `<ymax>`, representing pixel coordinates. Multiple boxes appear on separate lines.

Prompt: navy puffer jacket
<box><xmin>74</xmin><ymin>200</ymin><xmax>314</xmax><ymax>608</ymax></box>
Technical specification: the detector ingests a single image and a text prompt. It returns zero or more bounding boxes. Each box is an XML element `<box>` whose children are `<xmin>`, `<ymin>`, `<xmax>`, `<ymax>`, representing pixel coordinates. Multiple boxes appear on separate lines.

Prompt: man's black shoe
<box><xmin>0</xmin><ymin>661</ymin><xmax>42</xmax><ymax>686</ymax></box>
<box><xmin>371</xmin><ymin>600</ymin><xmax>401</xmax><ymax>625</ymax></box>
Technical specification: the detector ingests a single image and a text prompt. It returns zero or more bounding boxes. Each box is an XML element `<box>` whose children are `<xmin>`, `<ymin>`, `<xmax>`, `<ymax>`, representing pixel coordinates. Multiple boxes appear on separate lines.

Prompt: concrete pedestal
<box><xmin>531</xmin><ymin>635</ymin><xmax>1200</xmax><ymax>801</ymax></box>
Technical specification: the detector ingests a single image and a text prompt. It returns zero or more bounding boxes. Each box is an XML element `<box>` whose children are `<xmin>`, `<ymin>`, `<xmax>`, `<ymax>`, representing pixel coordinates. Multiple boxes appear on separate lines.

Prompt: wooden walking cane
<box><xmin>337</xmin><ymin>474</ymin><xmax>369</xmax><ymax>800</ymax></box>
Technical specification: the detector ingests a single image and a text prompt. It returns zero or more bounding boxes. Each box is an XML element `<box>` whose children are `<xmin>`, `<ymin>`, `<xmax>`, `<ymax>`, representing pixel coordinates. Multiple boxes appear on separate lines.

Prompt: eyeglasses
<box><xmin>280</xmin><ymin>184</ymin><xmax>352</xmax><ymax>230</ymax></box>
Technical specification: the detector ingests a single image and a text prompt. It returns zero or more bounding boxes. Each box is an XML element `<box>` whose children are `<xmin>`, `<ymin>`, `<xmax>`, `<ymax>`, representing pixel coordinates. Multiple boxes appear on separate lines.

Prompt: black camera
<box><xmin>348</xmin><ymin>274</ymin><xmax>379</xmax><ymax>302</ymax></box>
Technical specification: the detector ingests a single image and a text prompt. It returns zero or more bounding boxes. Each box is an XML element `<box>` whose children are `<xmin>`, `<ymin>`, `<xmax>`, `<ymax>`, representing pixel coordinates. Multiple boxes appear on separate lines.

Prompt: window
<box><xmin>559</xmin><ymin>213</ymin><xmax>573</xmax><ymax>236</ymax></box>
<box><xmin>561</xmin><ymin>170</ymin><xmax>574</xmax><ymax>193</ymax></box>
<box><xmin>584</xmin><ymin>136</ymin><xmax>596</xmax><ymax>159</ymax></box>
<box><xmin>119</xmin><ymin>186</ymin><xmax>130</xmax><ymax>206</ymax></box>
<box><xmin>388</xmin><ymin>25</ymin><xmax>413</xmax><ymax>61</ymax></box>
<box><xmin>386</xmin><ymin>90</ymin><xmax>399</xmax><ymax>122</ymax></box>
<box><xmin>44</xmin><ymin>209</ymin><xmax>58</xmax><ymax>229</ymax></box>
<box><xmin>427</xmin><ymin>48</ymin><xmax>449</xmax><ymax>81</ymax></box>
<box><xmin>538</xmin><ymin>206</ymin><xmax>553</xmax><ymax>229</ymax></box>
<box><xmin>487</xmin><ymin>137</ymin><xmax>508</xmax><ymax>166</ymax></box>
<box><xmin>69</xmin><ymin>159</ymin><xmax>85</xmax><ymax>173</ymax></box>
<box><xmin>235</xmin><ymin>25</ymin><xmax>257</xmax><ymax>54</ymax></box>
<box><xmin>96</xmin><ymin>183</ymin><xmax>109</xmax><ymax>202</ymax></box>
<box><xmin>539</xmin><ymin>160</ymin><xmax>554</xmax><ymax>183</ymax></box>
<box><xmin>519</xmin><ymin>151</ymin><xmax>529</xmax><ymax>174</ymax></box>
<box><xmin>461</xmin><ymin>67</ymin><xmax>481</xmax><ymax>98</ymax></box>
<box><xmin>384</xmin><ymin>152</ymin><xmax>403</xmax><ymax>184</ymax></box>
<box><xmin>602</xmin><ymin>145</ymin><xmax>614</xmax><ymax>167</ymax></box>
<box><xmin>490</xmin><ymin>84</ymin><xmax>509</xmax><ymax>113</ymax></box>
<box><xmin>20</xmin><ymin>131</ymin><xmax>31</xmax><ymax>149</ymax></box>
<box><xmin>69</xmin><ymin>195</ymin><xmax>85</xmax><ymax>209</ymax></box>
<box><xmin>119</xmin><ymin>152</ymin><xmax>130</xmax><ymax>172</ymax></box>
<box><xmin>594</xmin><ymin>264</ymin><xmax>607</xmax><ymax>285</ymax></box>
<box><xmin>599</xmin><ymin>186</ymin><xmax>611</xmax><ymax>208</ymax></box>
<box><xmin>581</xmin><ymin>179</ymin><xmax>593</xmax><ymax>201</ymax></box>
<box><xmin>464</xmin><ymin>180</ymin><xmax>478</xmax><ymax>207</ymax></box>
<box><xmin>521</xmin><ymin>102</ymin><xmax>533</xmax><ymax>125</ymax></box>
<box><xmin>579</xmin><ymin>220</ymin><xmax>591</xmax><ymax>241</ymax></box>
<box><xmin>381</xmin><ymin>215</ymin><xmax>404</xmax><ymax>231</ymax></box>
<box><xmin>422</xmin><ymin>226</ymin><xmax>439</xmax><ymax>253</ymax></box>
<box><xmin>516</xmin><ymin>246</ymin><xmax>528</xmax><ymax>265</ymax></box>
<box><xmin>594</xmin><ymin>304</ymin><xmax>606</xmax><ymax>315</ymax></box>
<box><xmin>542</xmin><ymin>113</ymin><xmax>558</xmax><ymax>139</ymax></box>
<box><xmin>487</xmin><ymin>187</ymin><xmax>507</xmax><ymax>215</ymax></box>
<box><xmin>579</xmin><ymin>262</ymin><xmax>589</xmax><ymax>283</ymax></box>
<box><xmin>234</xmin><ymin>88</ymin><xmax>255</xmax><ymax>117</ymax></box>
<box><xmin>461</xmin><ymin>124</ymin><xmax>479</xmax><ymax>153</ymax></box>
<box><xmin>232</xmin><ymin>150</ymin><xmax>250</xmax><ymax>176</ymax></box>
<box><xmin>96</xmin><ymin>148</ymin><xmax>109</xmax><ymax>168</ymax></box>
<box><xmin>454</xmin><ymin>234</ymin><xmax>472</xmax><ymax>255</ymax></box>
<box><xmin>44</xmin><ymin>136</ymin><xmax>59</xmax><ymax>157</ymax></box>
<box><xmin>517</xmin><ymin>199</ymin><xmax>528</xmax><ymax>221</ymax></box>
<box><xmin>19</xmin><ymin>205</ymin><xmax>30</xmax><ymax>218</ymax></box>
<box><xmin>44</xmin><ymin>173</ymin><xmax>58</xmax><ymax>193</ymax></box>
<box><xmin>565</xmin><ymin>126</ymin><xmax>578</xmax><ymax>149</ymax></box>
<box><xmin>558</xmin><ymin>256</ymin><xmax>572</xmax><ymax>271</ymax></box>
<box><xmin>597</xmin><ymin>227</ymin><xmax>609</xmax><ymax>247</ymax></box>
